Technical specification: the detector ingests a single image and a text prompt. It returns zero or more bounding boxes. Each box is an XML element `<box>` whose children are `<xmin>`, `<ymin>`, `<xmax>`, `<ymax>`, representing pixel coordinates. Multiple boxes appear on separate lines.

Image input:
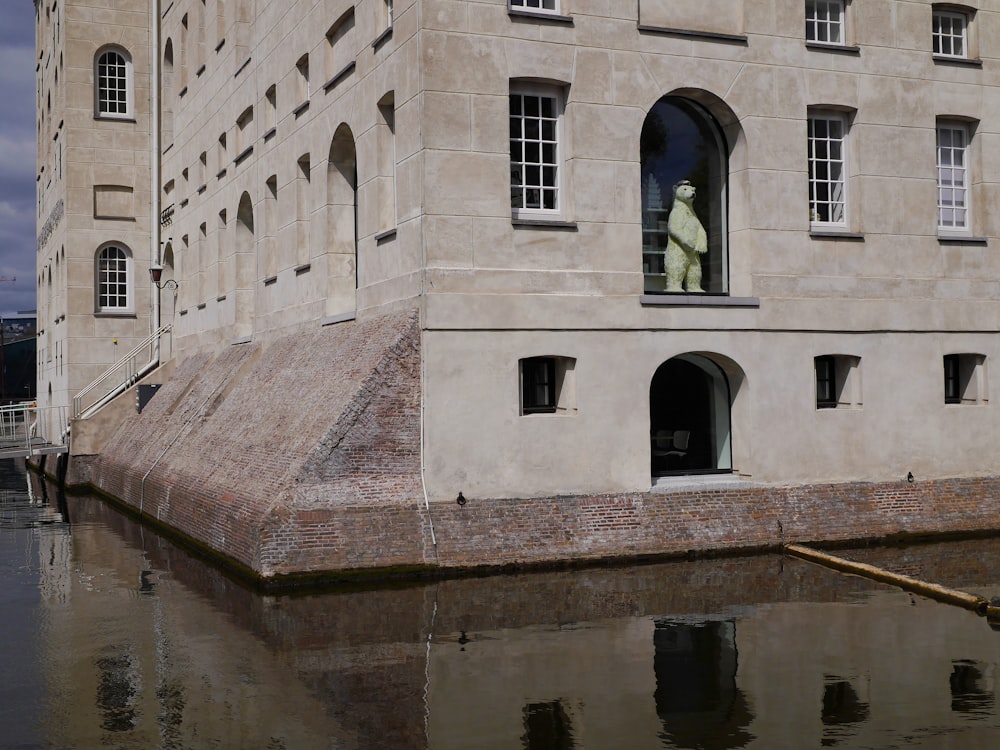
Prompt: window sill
<box><xmin>805</xmin><ymin>41</ymin><xmax>860</xmax><ymax>55</ymax></box>
<box><xmin>215</xmin><ymin>38</ymin><xmax>226</xmax><ymax>53</ymax></box>
<box><xmin>179</xmin><ymin>198</ymin><xmax>189</xmax><ymax>208</ymax></box>
<box><xmin>179</xmin><ymin>308</ymin><xmax>188</xmax><ymax>316</ymax></box>
<box><xmin>637</xmin><ymin>24</ymin><xmax>748</xmax><ymax>46</ymax></box>
<box><xmin>196</xmin><ymin>183</ymin><xmax>206</xmax><ymax>194</ymax></box>
<box><xmin>263</xmin><ymin>127</ymin><xmax>276</xmax><ymax>142</ymax></box>
<box><xmin>216</xmin><ymin>168</ymin><xmax>228</xmax><ymax>180</ymax></box>
<box><xmin>196</xmin><ymin>64</ymin><xmax>206</xmax><ymax>78</ymax></box>
<box><xmin>162</xmin><ymin>142</ymin><xmax>174</xmax><ymax>154</ymax></box>
<box><xmin>512</xmin><ymin>218</ymin><xmax>578</xmax><ymax>230</ymax></box>
<box><xmin>323</xmin><ymin>61</ymin><xmax>356</xmax><ymax>93</ymax></box>
<box><xmin>293</xmin><ymin>99</ymin><xmax>310</xmax><ymax>118</ymax></box>
<box><xmin>372</xmin><ymin>26</ymin><xmax>393</xmax><ymax>51</ymax></box>
<box><xmin>263</xmin><ymin>275</ymin><xmax>277</xmax><ymax>286</ymax></box>
<box><xmin>509</xmin><ymin>9</ymin><xmax>573</xmax><ymax>24</ymax></box>
<box><xmin>234</xmin><ymin>145</ymin><xmax>254</xmax><ymax>166</ymax></box>
<box><xmin>640</xmin><ymin>294</ymin><xmax>760</xmax><ymax>307</ymax></box>
<box><xmin>234</xmin><ymin>55</ymin><xmax>252</xmax><ymax>77</ymax></box>
<box><xmin>217</xmin><ymin>295</ymin><xmax>227</xmax><ymax>302</ymax></box>
<box><xmin>295</xmin><ymin>263</ymin><xmax>311</xmax><ymax>275</ymax></box>
<box><xmin>196</xmin><ymin>303</ymin><xmax>206</xmax><ymax>310</ymax></box>
<box><xmin>178</xmin><ymin>85</ymin><xmax>188</xmax><ymax>98</ymax></box>
<box><xmin>933</xmin><ymin>54</ymin><xmax>982</xmax><ymax>68</ymax></box>
<box><xmin>94</xmin><ymin>115</ymin><xmax>137</xmax><ymax>124</ymax></box>
<box><xmin>809</xmin><ymin>229</ymin><xmax>865</xmax><ymax>241</ymax></box>
<box><xmin>374</xmin><ymin>228</ymin><xmax>397</xmax><ymax>244</ymax></box>
<box><xmin>321</xmin><ymin>311</ymin><xmax>357</xmax><ymax>327</ymax></box>
<box><xmin>94</xmin><ymin>310</ymin><xmax>136</xmax><ymax>319</ymax></box>
<box><xmin>938</xmin><ymin>234</ymin><xmax>988</xmax><ymax>245</ymax></box>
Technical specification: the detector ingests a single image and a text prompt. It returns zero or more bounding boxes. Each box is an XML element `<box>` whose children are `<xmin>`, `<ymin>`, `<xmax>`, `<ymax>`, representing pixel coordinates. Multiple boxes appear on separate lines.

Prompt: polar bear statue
<box><xmin>665</xmin><ymin>180</ymin><xmax>708</xmax><ymax>293</ymax></box>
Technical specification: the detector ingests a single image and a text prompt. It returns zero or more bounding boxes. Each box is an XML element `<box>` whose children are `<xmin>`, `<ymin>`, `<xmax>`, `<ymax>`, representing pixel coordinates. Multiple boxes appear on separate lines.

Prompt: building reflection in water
<box><xmin>8</xmin><ymin>469</ymin><xmax>1000</xmax><ymax>749</ymax></box>
<box><xmin>653</xmin><ymin>618</ymin><xmax>753</xmax><ymax>748</ymax></box>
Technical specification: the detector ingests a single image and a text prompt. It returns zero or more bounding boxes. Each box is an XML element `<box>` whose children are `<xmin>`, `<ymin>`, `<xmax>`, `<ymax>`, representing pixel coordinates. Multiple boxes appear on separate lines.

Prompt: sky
<box><xmin>0</xmin><ymin>1</ymin><xmax>38</xmax><ymax>316</ymax></box>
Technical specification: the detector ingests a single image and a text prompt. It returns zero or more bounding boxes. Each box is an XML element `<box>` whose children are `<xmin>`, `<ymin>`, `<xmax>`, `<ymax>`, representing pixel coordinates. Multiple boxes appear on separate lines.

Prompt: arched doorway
<box><xmin>650</xmin><ymin>354</ymin><xmax>732</xmax><ymax>476</ymax></box>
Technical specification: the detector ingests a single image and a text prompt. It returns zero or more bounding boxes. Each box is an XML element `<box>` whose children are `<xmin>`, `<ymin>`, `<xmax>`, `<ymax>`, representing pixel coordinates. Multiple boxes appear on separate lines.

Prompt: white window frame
<box><xmin>933</xmin><ymin>8</ymin><xmax>969</xmax><ymax>59</ymax></box>
<box><xmin>95</xmin><ymin>47</ymin><xmax>133</xmax><ymax>119</ymax></box>
<box><xmin>808</xmin><ymin>111</ymin><xmax>849</xmax><ymax>229</ymax></box>
<box><xmin>937</xmin><ymin>120</ymin><xmax>970</xmax><ymax>232</ymax></box>
<box><xmin>95</xmin><ymin>243</ymin><xmax>133</xmax><ymax>314</ymax></box>
<box><xmin>510</xmin><ymin>0</ymin><xmax>559</xmax><ymax>13</ymax></box>
<box><xmin>805</xmin><ymin>0</ymin><xmax>845</xmax><ymax>45</ymax></box>
<box><xmin>510</xmin><ymin>84</ymin><xmax>563</xmax><ymax>219</ymax></box>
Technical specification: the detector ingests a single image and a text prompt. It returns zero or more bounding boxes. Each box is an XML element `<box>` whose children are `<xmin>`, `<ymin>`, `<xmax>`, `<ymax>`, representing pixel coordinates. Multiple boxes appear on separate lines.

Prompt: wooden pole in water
<box><xmin>784</xmin><ymin>543</ymin><xmax>1000</xmax><ymax>621</ymax></box>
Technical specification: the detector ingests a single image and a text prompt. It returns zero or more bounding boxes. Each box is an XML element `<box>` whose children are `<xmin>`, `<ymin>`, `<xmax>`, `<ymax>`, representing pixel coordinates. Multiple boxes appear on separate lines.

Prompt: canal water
<box><xmin>3</xmin><ymin>458</ymin><xmax>1000</xmax><ymax>749</ymax></box>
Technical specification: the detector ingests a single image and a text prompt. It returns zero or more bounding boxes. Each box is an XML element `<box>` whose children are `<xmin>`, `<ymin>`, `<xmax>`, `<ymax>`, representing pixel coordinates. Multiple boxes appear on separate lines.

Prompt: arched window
<box><xmin>95</xmin><ymin>47</ymin><xmax>133</xmax><ymax>119</ymax></box>
<box><xmin>96</xmin><ymin>244</ymin><xmax>133</xmax><ymax>313</ymax></box>
<box><xmin>641</xmin><ymin>97</ymin><xmax>728</xmax><ymax>294</ymax></box>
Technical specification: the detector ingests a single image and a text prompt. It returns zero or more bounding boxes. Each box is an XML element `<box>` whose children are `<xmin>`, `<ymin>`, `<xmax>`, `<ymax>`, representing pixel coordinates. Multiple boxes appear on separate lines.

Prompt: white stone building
<box><xmin>37</xmin><ymin>0</ymin><xmax>1000</xmax><ymax>515</ymax></box>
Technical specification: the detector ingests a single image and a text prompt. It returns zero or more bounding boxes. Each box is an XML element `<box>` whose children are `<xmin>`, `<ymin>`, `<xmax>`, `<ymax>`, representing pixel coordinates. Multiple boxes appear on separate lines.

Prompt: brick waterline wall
<box><xmin>57</xmin><ymin>309</ymin><xmax>1000</xmax><ymax>587</ymax></box>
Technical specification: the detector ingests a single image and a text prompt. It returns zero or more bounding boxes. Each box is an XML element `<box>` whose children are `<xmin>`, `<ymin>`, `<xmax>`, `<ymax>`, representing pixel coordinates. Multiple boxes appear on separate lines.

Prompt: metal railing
<box><xmin>72</xmin><ymin>324</ymin><xmax>172</xmax><ymax>420</ymax></box>
<box><xmin>0</xmin><ymin>402</ymin><xmax>69</xmax><ymax>458</ymax></box>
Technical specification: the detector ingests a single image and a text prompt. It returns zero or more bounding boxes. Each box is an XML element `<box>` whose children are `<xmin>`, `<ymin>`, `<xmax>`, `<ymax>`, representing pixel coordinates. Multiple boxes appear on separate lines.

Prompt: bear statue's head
<box><xmin>673</xmin><ymin>180</ymin><xmax>697</xmax><ymax>204</ymax></box>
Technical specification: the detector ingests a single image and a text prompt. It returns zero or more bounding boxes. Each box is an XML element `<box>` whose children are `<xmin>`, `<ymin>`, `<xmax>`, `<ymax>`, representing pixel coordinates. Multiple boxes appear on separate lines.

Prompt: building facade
<box><xmin>38</xmin><ymin>0</ymin><xmax>1000</xmax><ymax>577</ymax></box>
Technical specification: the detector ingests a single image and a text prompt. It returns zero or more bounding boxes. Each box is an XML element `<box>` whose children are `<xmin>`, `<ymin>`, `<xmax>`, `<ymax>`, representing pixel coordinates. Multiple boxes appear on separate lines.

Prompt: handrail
<box><xmin>0</xmin><ymin>402</ymin><xmax>69</xmax><ymax>457</ymax></box>
<box><xmin>72</xmin><ymin>324</ymin><xmax>172</xmax><ymax>419</ymax></box>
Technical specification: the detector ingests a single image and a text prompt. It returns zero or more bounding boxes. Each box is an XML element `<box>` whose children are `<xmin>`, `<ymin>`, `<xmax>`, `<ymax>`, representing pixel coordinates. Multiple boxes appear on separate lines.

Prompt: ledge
<box><xmin>263</xmin><ymin>126</ymin><xmax>276</xmax><ymax>142</ymax></box>
<box><xmin>234</xmin><ymin>55</ymin><xmax>251</xmax><ymax>77</ymax></box>
<box><xmin>179</xmin><ymin>308</ymin><xmax>188</xmax><ymax>316</ymax></box>
<box><xmin>372</xmin><ymin>26</ymin><xmax>393</xmax><ymax>51</ymax></box>
<box><xmin>216</xmin><ymin>168</ymin><xmax>228</xmax><ymax>180</ymax></box>
<box><xmin>321</xmin><ymin>311</ymin><xmax>357</xmax><ymax>327</ymax></box>
<box><xmin>805</xmin><ymin>41</ymin><xmax>860</xmax><ymax>55</ymax></box>
<box><xmin>178</xmin><ymin>85</ymin><xmax>188</xmax><ymax>98</ymax></box>
<box><xmin>809</xmin><ymin>230</ymin><xmax>865</xmax><ymax>241</ymax></box>
<box><xmin>512</xmin><ymin>218</ymin><xmax>578</xmax><ymax>230</ymax></box>
<box><xmin>215</xmin><ymin>38</ymin><xmax>225</xmax><ymax>53</ymax></box>
<box><xmin>933</xmin><ymin>54</ymin><xmax>983</xmax><ymax>68</ymax></box>
<box><xmin>263</xmin><ymin>275</ymin><xmax>277</xmax><ymax>286</ymax></box>
<box><xmin>293</xmin><ymin>99</ymin><xmax>310</xmax><ymax>118</ymax></box>
<box><xmin>216</xmin><ymin>294</ymin><xmax>227</xmax><ymax>302</ymax></box>
<box><xmin>179</xmin><ymin>198</ymin><xmax>189</xmax><ymax>208</ymax></box>
<box><xmin>323</xmin><ymin>61</ymin><xmax>356</xmax><ymax>93</ymax></box>
<box><xmin>295</xmin><ymin>263</ymin><xmax>311</xmax><ymax>275</ymax></box>
<box><xmin>231</xmin><ymin>336</ymin><xmax>252</xmax><ymax>346</ymax></box>
<box><xmin>94</xmin><ymin>311</ymin><xmax>137</xmax><ymax>319</ymax></box>
<box><xmin>196</xmin><ymin>183</ymin><xmax>206</xmax><ymax>194</ymax></box>
<box><xmin>196</xmin><ymin>64</ymin><xmax>206</xmax><ymax>78</ymax></box>
<box><xmin>94</xmin><ymin>115</ymin><xmax>137</xmax><ymax>124</ymax></box>
<box><xmin>640</xmin><ymin>294</ymin><xmax>760</xmax><ymax>308</ymax></box>
<box><xmin>234</xmin><ymin>145</ymin><xmax>254</xmax><ymax>166</ymax></box>
<box><xmin>196</xmin><ymin>303</ymin><xmax>206</xmax><ymax>310</ymax></box>
<box><xmin>509</xmin><ymin>8</ymin><xmax>573</xmax><ymax>24</ymax></box>
<box><xmin>637</xmin><ymin>24</ymin><xmax>748</xmax><ymax>45</ymax></box>
<box><xmin>374</xmin><ymin>228</ymin><xmax>397</xmax><ymax>244</ymax></box>
<box><xmin>938</xmin><ymin>234</ymin><xmax>988</xmax><ymax>245</ymax></box>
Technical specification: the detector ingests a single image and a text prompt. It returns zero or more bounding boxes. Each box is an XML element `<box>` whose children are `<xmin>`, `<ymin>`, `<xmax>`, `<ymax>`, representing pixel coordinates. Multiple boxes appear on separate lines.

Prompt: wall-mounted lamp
<box><xmin>149</xmin><ymin>263</ymin><xmax>179</xmax><ymax>291</ymax></box>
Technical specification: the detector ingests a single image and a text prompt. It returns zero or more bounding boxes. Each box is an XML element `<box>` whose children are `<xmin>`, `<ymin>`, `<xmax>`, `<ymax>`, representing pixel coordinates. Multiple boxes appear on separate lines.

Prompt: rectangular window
<box><xmin>944</xmin><ymin>353</ymin><xmax>985</xmax><ymax>404</ymax></box>
<box><xmin>510</xmin><ymin>87</ymin><xmax>561</xmax><ymax>216</ymax></box>
<box><xmin>295</xmin><ymin>54</ymin><xmax>310</xmax><ymax>106</ymax></box>
<box><xmin>522</xmin><ymin>358</ymin><xmax>556</xmax><ymax>414</ymax></box>
<box><xmin>815</xmin><ymin>356</ymin><xmax>837</xmax><ymax>409</ymax></box>
<box><xmin>511</xmin><ymin>0</ymin><xmax>558</xmax><ymax>12</ymax></box>
<box><xmin>944</xmin><ymin>354</ymin><xmax>961</xmax><ymax>403</ymax></box>
<box><xmin>933</xmin><ymin>9</ymin><xmax>968</xmax><ymax>58</ymax></box>
<box><xmin>805</xmin><ymin>0</ymin><xmax>844</xmax><ymax>44</ymax></box>
<box><xmin>808</xmin><ymin>112</ymin><xmax>847</xmax><ymax>227</ymax></box>
<box><xmin>937</xmin><ymin>122</ymin><xmax>968</xmax><ymax>231</ymax></box>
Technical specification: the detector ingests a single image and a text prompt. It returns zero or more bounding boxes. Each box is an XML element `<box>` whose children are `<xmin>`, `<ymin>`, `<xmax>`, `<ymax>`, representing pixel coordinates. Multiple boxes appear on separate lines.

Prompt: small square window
<box><xmin>933</xmin><ymin>9</ymin><xmax>968</xmax><ymax>58</ymax></box>
<box><xmin>520</xmin><ymin>356</ymin><xmax>576</xmax><ymax>415</ymax></box>
<box><xmin>815</xmin><ymin>354</ymin><xmax>861</xmax><ymax>409</ymax></box>
<box><xmin>510</xmin><ymin>0</ymin><xmax>559</xmax><ymax>12</ymax></box>
<box><xmin>806</xmin><ymin>0</ymin><xmax>845</xmax><ymax>45</ymax></box>
<box><xmin>944</xmin><ymin>353</ymin><xmax>986</xmax><ymax>404</ymax></box>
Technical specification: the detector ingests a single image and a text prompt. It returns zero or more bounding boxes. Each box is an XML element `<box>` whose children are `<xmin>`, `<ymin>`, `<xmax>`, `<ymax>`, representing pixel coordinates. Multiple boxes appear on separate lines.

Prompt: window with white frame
<box><xmin>933</xmin><ymin>8</ymin><xmax>968</xmax><ymax>58</ymax></box>
<box><xmin>510</xmin><ymin>0</ymin><xmax>559</xmax><ymax>12</ymax></box>
<box><xmin>96</xmin><ymin>244</ymin><xmax>132</xmax><ymax>312</ymax></box>
<box><xmin>808</xmin><ymin>111</ymin><xmax>848</xmax><ymax>228</ymax></box>
<box><xmin>805</xmin><ymin>0</ymin><xmax>845</xmax><ymax>44</ymax></box>
<box><xmin>95</xmin><ymin>47</ymin><xmax>133</xmax><ymax>118</ymax></box>
<box><xmin>510</xmin><ymin>85</ymin><xmax>562</xmax><ymax>216</ymax></box>
<box><xmin>937</xmin><ymin>121</ymin><xmax>969</xmax><ymax>231</ymax></box>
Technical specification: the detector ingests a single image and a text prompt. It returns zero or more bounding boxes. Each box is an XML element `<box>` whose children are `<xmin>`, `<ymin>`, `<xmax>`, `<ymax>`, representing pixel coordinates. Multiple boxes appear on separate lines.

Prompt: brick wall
<box><xmin>66</xmin><ymin>307</ymin><xmax>1000</xmax><ymax>584</ymax></box>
